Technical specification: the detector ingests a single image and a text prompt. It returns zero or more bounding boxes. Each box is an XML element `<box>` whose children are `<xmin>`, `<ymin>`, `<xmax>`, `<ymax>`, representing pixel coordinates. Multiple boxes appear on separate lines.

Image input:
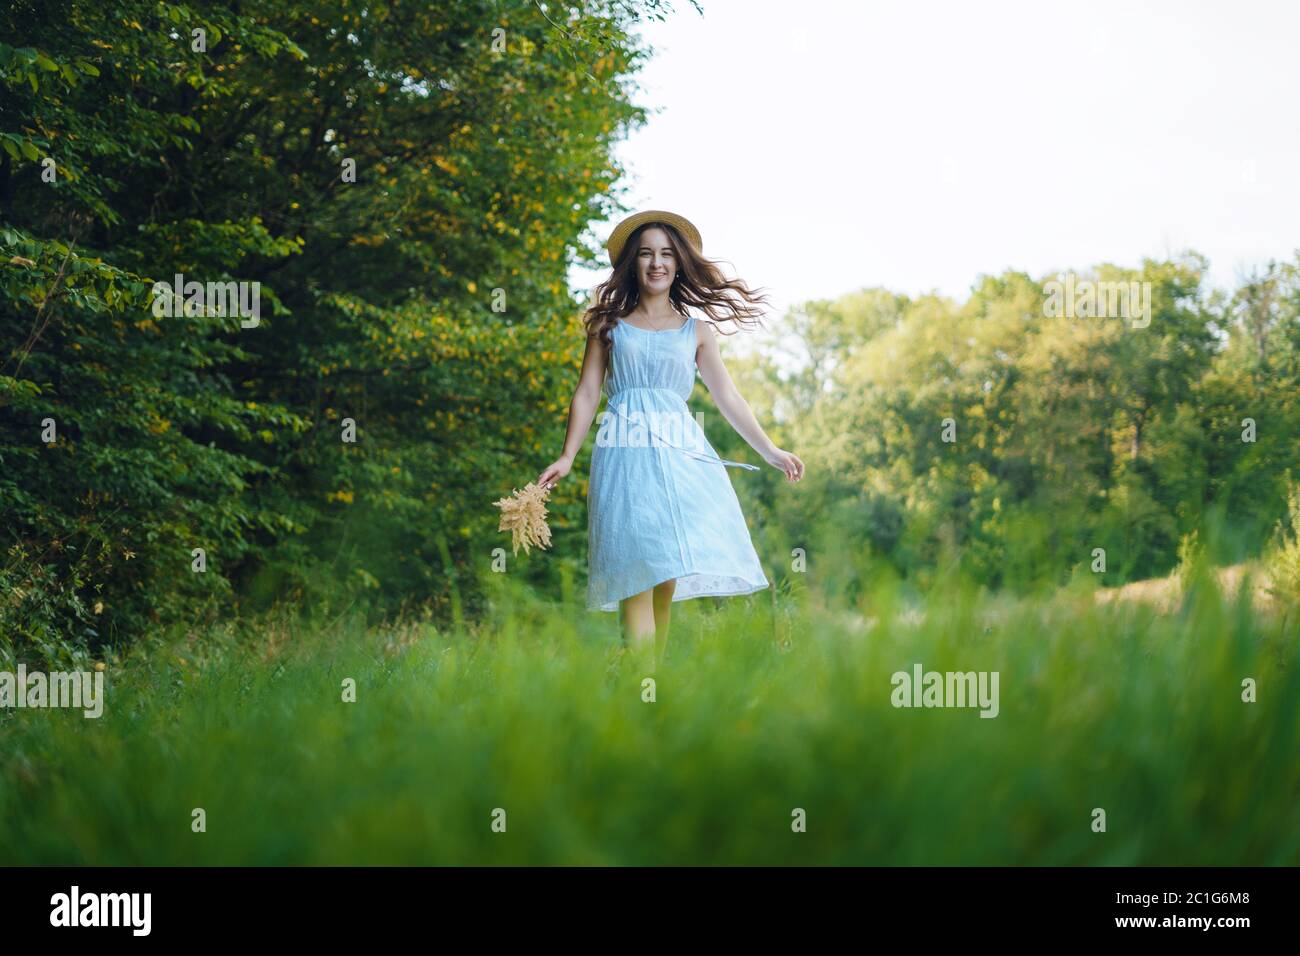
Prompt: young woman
<box><xmin>537</xmin><ymin>210</ymin><xmax>804</xmax><ymax>667</ymax></box>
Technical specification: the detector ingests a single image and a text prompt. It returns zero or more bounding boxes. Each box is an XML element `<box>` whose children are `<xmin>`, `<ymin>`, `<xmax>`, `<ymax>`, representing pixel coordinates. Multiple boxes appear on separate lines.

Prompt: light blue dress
<box><xmin>586</xmin><ymin>313</ymin><xmax>770</xmax><ymax>612</ymax></box>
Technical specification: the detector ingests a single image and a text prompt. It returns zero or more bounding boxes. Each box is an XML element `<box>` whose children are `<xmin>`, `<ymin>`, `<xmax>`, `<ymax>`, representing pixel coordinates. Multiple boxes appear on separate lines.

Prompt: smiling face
<box><xmin>634</xmin><ymin>226</ymin><xmax>677</xmax><ymax>296</ymax></box>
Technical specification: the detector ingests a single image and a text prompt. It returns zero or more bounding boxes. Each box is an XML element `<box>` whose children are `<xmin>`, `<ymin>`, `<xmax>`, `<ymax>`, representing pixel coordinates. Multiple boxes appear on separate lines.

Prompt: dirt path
<box><xmin>1093</xmin><ymin>561</ymin><xmax>1279</xmax><ymax>612</ymax></box>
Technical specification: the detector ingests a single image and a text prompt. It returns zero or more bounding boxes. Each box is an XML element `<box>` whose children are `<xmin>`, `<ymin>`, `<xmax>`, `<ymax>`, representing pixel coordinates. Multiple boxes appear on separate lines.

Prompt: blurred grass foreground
<box><xmin>1</xmin><ymin>552</ymin><xmax>1295</xmax><ymax>866</ymax></box>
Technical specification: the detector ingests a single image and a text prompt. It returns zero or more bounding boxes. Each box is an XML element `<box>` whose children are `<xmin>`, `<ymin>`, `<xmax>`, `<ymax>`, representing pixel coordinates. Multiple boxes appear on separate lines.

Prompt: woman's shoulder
<box><xmin>691</xmin><ymin>312</ymin><xmax>717</xmax><ymax>335</ymax></box>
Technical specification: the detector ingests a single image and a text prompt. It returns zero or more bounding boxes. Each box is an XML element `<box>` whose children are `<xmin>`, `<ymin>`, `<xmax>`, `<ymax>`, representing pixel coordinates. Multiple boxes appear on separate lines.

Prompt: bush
<box><xmin>1265</xmin><ymin>475</ymin><xmax>1300</xmax><ymax>606</ymax></box>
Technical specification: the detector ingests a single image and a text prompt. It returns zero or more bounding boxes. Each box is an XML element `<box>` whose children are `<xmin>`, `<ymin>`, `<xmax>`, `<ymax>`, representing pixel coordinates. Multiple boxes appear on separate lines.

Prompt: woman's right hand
<box><xmin>536</xmin><ymin>455</ymin><xmax>573</xmax><ymax>491</ymax></box>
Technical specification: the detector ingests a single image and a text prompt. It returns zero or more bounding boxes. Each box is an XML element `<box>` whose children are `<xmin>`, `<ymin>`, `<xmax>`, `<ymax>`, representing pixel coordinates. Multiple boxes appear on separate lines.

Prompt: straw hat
<box><xmin>605</xmin><ymin>209</ymin><xmax>703</xmax><ymax>267</ymax></box>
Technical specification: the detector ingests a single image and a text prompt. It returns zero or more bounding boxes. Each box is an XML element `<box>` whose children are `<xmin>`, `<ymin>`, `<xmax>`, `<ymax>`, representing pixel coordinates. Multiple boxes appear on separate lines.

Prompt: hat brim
<box><xmin>605</xmin><ymin>210</ymin><xmax>703</xmax><ymax>267</ymax></box>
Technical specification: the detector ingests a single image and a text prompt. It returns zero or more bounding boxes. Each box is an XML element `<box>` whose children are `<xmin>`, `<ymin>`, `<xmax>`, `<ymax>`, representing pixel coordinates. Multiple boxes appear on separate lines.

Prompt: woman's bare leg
<box><xmin>652</xmin><ymin>578</ymin><xmax>676</xmax><ymax>661</ymax></box>
<box><xmin>619</xmin><ymin>588</ymin><xmax>657</xmax><ymax>673</ymax></box>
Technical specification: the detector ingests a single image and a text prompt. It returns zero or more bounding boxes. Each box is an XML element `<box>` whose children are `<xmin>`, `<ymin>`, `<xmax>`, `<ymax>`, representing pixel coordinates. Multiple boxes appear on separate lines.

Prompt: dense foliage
<box><xmin>722</xmin><ymin>256</ymin><xmax>1300</xmax><ymax>598</ymax></box>
<box><xmin>2</xmin><ymin>0</ymin><xmax>674</xmax><ymax>664</ymax></box>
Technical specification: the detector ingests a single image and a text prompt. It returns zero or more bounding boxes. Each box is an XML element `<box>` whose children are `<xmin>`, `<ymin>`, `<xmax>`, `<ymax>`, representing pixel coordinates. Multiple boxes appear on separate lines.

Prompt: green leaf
<box><xmin>0</xmin><ymin>138</ymin><xmax>18</xmax><ymax>161</ymax></box>
<box><xmin>19</xmin><ymin>140</ymin><xmax>39</xmax><ymax>161</ymax></box>
<box><xmin>76</xmin><ymin>60</ymin><xmax>100</xmax><ymax>77</ymax></box>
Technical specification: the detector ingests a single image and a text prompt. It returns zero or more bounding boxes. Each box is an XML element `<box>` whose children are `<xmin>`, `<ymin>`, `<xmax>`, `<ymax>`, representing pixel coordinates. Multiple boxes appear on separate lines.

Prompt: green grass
<box><xmin>1</xmin><ymin>564</ymin><xmax>1297</xmax><ymax>865</ymax></box>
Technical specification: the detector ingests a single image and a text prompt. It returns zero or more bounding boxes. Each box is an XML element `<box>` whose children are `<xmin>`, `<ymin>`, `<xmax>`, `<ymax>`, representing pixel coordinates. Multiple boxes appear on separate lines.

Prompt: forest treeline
<box><xmin>720</xmin><ymin>256</ymin><xmax>1300</xmax><ymax>602</ymax></box>
<box><xmin>1</xmin><ymin>0</ymin><xmax>680</xmax><ymax>665</ymax></box>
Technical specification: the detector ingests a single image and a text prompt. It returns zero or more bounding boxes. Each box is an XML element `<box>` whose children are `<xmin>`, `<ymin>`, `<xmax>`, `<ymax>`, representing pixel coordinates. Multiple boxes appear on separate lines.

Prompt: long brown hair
<box><xmin>583</xmin><ymin>220</ymin><xmax>772</xmax><ymax>348</ymax></box>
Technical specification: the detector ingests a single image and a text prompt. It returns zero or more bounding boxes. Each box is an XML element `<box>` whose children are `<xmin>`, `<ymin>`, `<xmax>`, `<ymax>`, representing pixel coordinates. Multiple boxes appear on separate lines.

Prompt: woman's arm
<box><xmin>695</xmin><ymin>320</ymin><xmax>804</xmax><ymax>483</ymax></box>
<box><xmin>536</xmin><ymin>329</ymin><xmax>608</xmax><ymax>489</ymax></box>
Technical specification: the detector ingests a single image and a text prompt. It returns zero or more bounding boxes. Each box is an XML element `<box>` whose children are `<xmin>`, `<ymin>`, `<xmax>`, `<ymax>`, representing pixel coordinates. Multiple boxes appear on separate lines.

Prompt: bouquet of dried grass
<box><xmin>493</xmin><ymin>481</ymin><xmax>553</xmax><ymax>555</ymax></box>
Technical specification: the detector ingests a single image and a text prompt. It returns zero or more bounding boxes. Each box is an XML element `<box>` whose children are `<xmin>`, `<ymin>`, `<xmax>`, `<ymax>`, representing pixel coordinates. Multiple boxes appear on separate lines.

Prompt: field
<box><xmin>2</xmin><ymin>561</ymin><xmax>1295</xmax><ymax>866</ymax></box>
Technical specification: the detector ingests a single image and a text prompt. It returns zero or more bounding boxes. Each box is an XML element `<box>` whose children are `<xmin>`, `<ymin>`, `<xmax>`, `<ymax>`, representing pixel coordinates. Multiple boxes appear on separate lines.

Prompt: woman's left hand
<box><xmin>763</xmin><ymin>447</ymin><xmax>804</xmax><ymax>483</ymax></box>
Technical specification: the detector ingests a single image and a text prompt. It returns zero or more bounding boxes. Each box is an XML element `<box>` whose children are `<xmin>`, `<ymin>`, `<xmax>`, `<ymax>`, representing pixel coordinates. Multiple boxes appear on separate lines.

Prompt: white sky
<box><xmin>569</xmin><ymin>0</ymin><xmax>1300</xmax><ymax>320</ymax></box>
